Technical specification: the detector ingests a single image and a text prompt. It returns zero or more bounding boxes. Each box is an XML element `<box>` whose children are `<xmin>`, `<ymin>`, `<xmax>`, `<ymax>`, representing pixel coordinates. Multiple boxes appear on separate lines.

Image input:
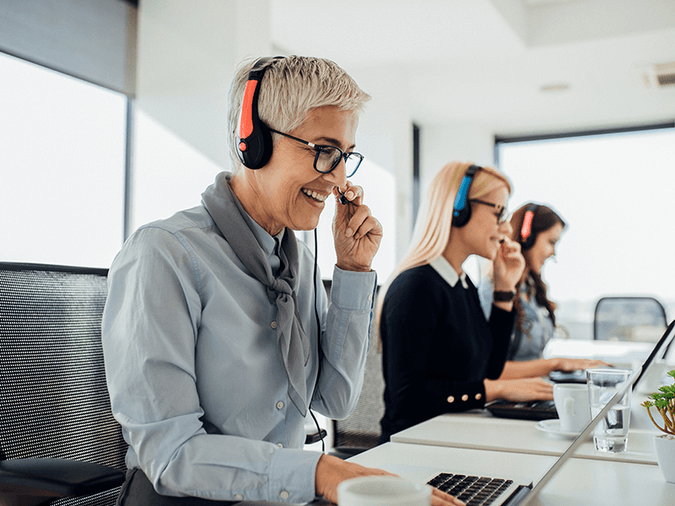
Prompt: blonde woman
<box><xmin>377</xmin><ymin>162</ymin><xmax>552</xmax><ymax>443</ymax></box>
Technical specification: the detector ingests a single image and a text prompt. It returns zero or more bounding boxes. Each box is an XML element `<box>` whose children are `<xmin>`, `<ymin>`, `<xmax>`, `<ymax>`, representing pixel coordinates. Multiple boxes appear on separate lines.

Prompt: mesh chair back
<box><xmin>321</xmin><ymin>280</ymin><xmax>385</xmax><ymax>454</ymax></box>
<box><xmin>0</xmin><ymin>263</ymin><xmax>127</xmax><ymax>506</ymax></box>
<box><xmin>332</xmin><ymin>342</ymin><xmax>385</xmax><ymax>449</ymax></box>
<box><xmin>593</xmin><ymin>296</ymin><xmax>668</xmax><ymax>342</ymax></box>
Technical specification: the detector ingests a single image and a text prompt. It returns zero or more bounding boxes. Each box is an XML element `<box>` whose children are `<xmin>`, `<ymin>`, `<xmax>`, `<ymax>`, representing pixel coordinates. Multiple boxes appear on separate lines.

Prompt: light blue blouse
<box><xmin>478</xmin><ymin>280</ymin><xmax>554</xmax><ymax>362</ymax></box>
<box><xmin>102</xmin><ymin>179</ymin><xmax>377</xmax><ymax>503</ymax></box>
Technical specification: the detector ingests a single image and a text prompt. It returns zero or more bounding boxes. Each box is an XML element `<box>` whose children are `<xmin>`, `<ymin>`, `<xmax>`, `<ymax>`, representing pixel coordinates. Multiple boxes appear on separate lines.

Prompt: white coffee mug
<box><xmin>337</xmin><ymin>476</ymin><xmax>432</xmax><ymax>506</ymax></box>
<box><xmin>553</xmin><ymin>383</ymin><xmax>591</xmax><ymax>433</ymax></box>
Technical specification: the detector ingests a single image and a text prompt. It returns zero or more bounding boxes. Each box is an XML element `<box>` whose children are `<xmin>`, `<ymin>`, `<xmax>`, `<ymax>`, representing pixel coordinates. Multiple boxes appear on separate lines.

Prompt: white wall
<box><xmin>420</xmin><ymin>122</ymin><xmax>496</xmax><ymax>207</ymax></box>
<box><xmin>131</xmin><ymin>0</ymin><xmax>271</xmax><ymax>230</ymax></box>
<box><xmin>350</xmin><ymin>65</ymin><xmax>415</xmax><ymax>263</ymax></box>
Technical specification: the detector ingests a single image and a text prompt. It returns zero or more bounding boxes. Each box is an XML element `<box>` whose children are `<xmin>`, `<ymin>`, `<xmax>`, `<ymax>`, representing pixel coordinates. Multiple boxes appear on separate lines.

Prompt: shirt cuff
<box><xmin>331</xmin><ymin>266</ymin><xmax>378</xmax><ymax>310</ymax></box>
<box><xmin>267</xmin><ymin>448</ymin><xmax>322</xmax><ymax>503</ymax></box>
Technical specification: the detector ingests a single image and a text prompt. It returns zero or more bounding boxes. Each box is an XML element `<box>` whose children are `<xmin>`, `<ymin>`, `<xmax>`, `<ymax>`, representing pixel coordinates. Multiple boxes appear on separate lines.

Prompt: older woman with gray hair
<box><xmin>102</xmin><ymin>56</ymin><xmax>463</xmax><ymax>506</ymax></box>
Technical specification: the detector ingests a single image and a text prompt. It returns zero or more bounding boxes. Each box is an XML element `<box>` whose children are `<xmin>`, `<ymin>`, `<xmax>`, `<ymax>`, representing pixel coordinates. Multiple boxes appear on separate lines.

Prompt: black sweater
<box><xmin>379</xmin><ymin>264</ymin><xmax>514</xmax><ymax>442</ymax></box>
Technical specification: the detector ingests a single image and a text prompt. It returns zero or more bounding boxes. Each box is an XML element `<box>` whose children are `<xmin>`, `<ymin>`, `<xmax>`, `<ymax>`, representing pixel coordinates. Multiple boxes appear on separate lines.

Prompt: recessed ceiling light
<box><xmin>540</xmin><ymin>83</ymin><xmax>570</xmax><ymax>92</ymax></box>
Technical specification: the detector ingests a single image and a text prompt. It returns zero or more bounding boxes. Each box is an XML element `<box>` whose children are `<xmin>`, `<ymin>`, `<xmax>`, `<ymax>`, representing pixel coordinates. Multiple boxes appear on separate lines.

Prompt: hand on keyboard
<box><xmin>485</xmin><ymin>377</ymin><xmax>553</xmax><ymax>402</ymax></box>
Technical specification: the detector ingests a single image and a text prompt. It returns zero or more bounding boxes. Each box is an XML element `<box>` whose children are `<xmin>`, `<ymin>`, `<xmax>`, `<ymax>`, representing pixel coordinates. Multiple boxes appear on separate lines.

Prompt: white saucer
<box><xmin>535</xmin><ymin>419</ymin><xmax>587</xmax><ymax>438</ymax></box>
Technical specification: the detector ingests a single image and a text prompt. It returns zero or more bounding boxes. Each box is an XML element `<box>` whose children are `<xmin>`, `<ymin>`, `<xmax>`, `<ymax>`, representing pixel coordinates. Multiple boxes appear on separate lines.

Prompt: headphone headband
<box><xmin>452</xmin><ymin>164</ymin><xmax>481</xmax><ymax>228</ymax></box>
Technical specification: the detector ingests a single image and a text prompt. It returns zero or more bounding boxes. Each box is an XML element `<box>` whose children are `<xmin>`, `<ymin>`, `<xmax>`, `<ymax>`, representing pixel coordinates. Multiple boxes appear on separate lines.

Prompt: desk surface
<box><xmin>543</xmin><ymin>338</ymin><xmax>654</xmax><ymax>368</ymax></box>
<box><xmin>391</xmin><ymin>412</ymin><xmax>660</xmax><ymax>465</ymax></box>
<box><xmin>349</xmin><ymin>442</ymin><xmax>675</xmax><ymax>506</ymax></box>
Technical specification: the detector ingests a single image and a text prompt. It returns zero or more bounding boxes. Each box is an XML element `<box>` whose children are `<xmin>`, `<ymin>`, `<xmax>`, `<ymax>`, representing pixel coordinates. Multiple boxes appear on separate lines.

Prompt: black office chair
<box><xmin>322</xmin><ymin>279</ymin><xmax>384</xmax><ymax>459</ymax></box>
<box><xmin>593</xmin><ymin>296</ymin><xmax>668</xmax><ymax>342</ymax></box>
<box><xmin>0</xmin><ymin>262</ymin><xmax>127</xmax><ymax>506</ymax></box>
<box><xmin>329</xmin><ymin>340</ymin><xmax>386</xmax><ymax>459</ymax></box>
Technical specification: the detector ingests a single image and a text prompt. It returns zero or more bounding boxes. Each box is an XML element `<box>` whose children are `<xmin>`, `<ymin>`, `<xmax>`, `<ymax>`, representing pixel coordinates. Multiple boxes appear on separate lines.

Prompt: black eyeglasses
<box><xmin>470</xmin><ymin>199</ymin><xmax>510</xmax><ymax>224</ymax></box>
<box><xmin>269</xmin><ymin>129</ymin><xmax>364</xmax><ymax>177</ymax></box>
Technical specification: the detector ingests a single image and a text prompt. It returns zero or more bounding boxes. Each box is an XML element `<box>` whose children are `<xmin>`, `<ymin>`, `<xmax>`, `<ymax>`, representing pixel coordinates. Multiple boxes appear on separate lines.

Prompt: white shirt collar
<box><xmin>430</xmin><ymin>256</ymin><xmax>469</xmax><ymax>289</ymax></box>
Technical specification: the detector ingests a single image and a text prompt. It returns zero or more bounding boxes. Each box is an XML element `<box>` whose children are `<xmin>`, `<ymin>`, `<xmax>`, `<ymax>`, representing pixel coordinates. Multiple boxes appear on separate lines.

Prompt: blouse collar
<box><xmin>430</xmin><ymin>256</ymin><xmax>469</xmax><ymax>289</ymax></box>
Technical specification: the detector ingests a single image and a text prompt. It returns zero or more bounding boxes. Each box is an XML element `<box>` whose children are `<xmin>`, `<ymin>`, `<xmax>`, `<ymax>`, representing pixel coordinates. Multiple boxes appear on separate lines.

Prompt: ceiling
<box><xmin>269</xmin><ymin>0</ymin><xmax>675</xmax><ymax>136</ymax></box>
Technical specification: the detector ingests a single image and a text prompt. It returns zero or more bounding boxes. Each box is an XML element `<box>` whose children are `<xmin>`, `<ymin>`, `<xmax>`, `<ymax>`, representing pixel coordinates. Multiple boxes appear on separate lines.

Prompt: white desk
<box><xmin>391</xmin><ymin>412</ymin><xmax>660</xmax><ymax>465</ymax></box>
<box><xmin>543</xmin><ymin>338</ymin><xmax>654</xmax><ymax>369</ymax></box>
<box><xmin>348</xmin><ymin>442</ymin><xmax>675</xmax><ymax>506</ymax></box>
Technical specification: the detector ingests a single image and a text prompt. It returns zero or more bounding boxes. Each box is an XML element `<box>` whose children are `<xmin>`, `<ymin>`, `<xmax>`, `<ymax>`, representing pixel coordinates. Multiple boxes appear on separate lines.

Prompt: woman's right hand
<box><xmin>315</xmin><ymin>454</ymin><xmax>465</xmax><ymax>505</ymax></box>
<box><xmin>484</xmin><ymin>377</ymin><xmax>553</xmax><ymax>403</ymax></box>
<box><xmin>552</xmin><ymin>357</ymin><xmax>611</xmax><ymax>372</ymax></box>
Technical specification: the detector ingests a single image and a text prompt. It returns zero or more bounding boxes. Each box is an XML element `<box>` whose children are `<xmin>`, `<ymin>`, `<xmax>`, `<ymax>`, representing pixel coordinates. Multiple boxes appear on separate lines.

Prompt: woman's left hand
<box><xmin>492</xmin><ymin>237</ymin><xmax>525</xmax><ymax>291</ymax></box>
<box><xmin>332</xmin><ymin>183</ymin><xmax>383</xmax><ymax>272</ymax></box>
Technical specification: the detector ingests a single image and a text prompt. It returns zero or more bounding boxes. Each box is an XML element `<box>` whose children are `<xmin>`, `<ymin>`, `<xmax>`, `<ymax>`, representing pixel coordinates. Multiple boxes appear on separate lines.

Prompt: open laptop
<box><xmin>426</xmin><ymin>320</ymin><xmax>675</xmax><ymax>506</ymax></box>
<box><xmin>486</xmin><ymin>322</ymin><xmax>674</xmax><ymax>421</ymax></box>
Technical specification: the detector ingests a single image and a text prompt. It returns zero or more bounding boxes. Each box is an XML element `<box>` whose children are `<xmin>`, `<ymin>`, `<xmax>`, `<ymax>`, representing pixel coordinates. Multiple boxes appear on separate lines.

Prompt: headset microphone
<box><xmin>520</xmin><ymin>203</ymin><xmax>539</xmax><ymax>250</ymax></box>
<box><xmin>452</xmin><ymin>165</ymin><xmax>481</xmax><ymax>228</ymax></box>
<box><xmin>236</xmin><ymin>56</ymin><xmax>283</xmax><ymax>170</ymax></box>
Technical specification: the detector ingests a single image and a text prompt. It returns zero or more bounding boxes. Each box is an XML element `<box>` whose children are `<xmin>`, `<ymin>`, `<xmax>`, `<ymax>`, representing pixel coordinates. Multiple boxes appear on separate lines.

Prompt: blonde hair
<box><xmin>375</xmin><ymin>161</ymin><xmax>511</xmax><ymax>329</ymax></box>
<box><xmin>227</xmin><ymin>55</ymin><xmax>371</xmax><ymax>172</ymax></box>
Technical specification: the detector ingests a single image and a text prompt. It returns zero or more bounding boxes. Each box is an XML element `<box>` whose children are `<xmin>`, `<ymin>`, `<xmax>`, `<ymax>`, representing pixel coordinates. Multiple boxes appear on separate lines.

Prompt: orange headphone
<box><xmin>520</xmin><ymin>203</ymin><xmax>539</xmax><ymax>250</ymax></box>
<box><xmin>236</xmin><ymin>56</ymin><xmax>284</xmax><ymax>169</ymax></box>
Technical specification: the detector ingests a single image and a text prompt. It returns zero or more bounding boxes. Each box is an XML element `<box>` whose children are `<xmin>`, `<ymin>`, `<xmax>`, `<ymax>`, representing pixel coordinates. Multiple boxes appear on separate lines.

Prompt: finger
<box><xmin>351</xmin><ymin>214</ymin><xmax>381</xmax><ymax>241</ymax></box>
<box><xmin>336</xmin><ymin>183</ymin><xmax>363</xmax><ymax>206</ymax></box>
<box><xmin>431</xmin><ymin>487</ymin><xmax>465</xmax><ymax>506</ymax></box>
<box><xmin>344</xmin><ymin>204</ymin><xmax>375</xmax><ymax>239</ymax></box>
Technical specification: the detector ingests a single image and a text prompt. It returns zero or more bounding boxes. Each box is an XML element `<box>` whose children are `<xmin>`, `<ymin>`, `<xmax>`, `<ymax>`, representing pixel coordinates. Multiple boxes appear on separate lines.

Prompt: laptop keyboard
<box><xmin>487</xmin><ymin>399</ymin><xmax>557</xmax><ymax>421</ymax></box>
<box><xmin>428</xmin><ymin>473</ymin><xmax>513</xmax><ymax>506</ymax></box>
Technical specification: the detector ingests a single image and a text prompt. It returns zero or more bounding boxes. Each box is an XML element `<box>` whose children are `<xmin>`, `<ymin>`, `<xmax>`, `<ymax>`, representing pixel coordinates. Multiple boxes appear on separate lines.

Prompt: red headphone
<box><xmin>236</xmin><ymin>56</ymin><xmax>284</xmax><ymax>169</ymax></box>
<box><xmin>520</xmin><ymin>203</ymin><xmax>539</xmax><ymax>250</ymax></box>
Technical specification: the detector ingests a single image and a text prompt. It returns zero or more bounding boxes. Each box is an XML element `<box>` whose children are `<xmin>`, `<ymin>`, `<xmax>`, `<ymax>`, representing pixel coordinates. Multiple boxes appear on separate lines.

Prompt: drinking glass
<box><xmin>586</xmin><ymin>368</ymin><xmax>632</xmax><ymax>452</ymax></box>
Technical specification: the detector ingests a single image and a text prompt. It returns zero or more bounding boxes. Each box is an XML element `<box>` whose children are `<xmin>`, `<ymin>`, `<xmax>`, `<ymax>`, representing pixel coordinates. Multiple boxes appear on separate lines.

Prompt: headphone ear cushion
<box><xmin>237</xmin><ymin>120</ymin><xmax>273</xmax><ymax>169</ymax></box>
<box><xmin>452</xmin><ymin>203</ymin><xmax>471</xmax><ymax>228</ymax></box>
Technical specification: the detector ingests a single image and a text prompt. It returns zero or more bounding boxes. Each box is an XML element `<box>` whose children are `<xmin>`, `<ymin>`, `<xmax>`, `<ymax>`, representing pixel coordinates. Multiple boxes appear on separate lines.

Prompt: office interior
<box><xmin>2</xmin><ymin>1</ymin><xmax>675</xmax><ymax>499</ymax></box>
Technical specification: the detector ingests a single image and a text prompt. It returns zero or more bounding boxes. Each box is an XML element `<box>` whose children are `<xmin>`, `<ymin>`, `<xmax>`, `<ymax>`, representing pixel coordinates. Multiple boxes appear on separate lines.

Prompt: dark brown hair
<box><xmin>509</xmin><ymin>203</ymin><xmax>565</xmax><ymax>332</ymax></box>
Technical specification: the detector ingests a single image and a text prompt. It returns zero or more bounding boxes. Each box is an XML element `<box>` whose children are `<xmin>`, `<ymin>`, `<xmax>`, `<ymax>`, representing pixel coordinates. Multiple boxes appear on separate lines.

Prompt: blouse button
<box><xmin>235</xmin><ymin>494</ymin><xmax>243</xmax><ymax>500</ymax></box>
<box><xmin>271</xmin><ymin>321</ymin><xmax>278</xmax><ymax>329</ymax></box>
<box><xmin>461</xmin><ymin>394</ymin><xmax>469</xmax><ymax>402</ymax></box>
<box><xmin>447</xmin><ymin>396</ymin><xmax>455</xmax><ymax>403</ymax></box>
<box><xmin>280</xmin><ymin>490</ymin><xmax>290</xmax><ymax>500</ymax></box>
<box><xmin>277</xmin><ymin>443</ymin><xmax>283</xmax><ymax>448</ymax></box>
<box><xmin>367</xmin><ymin>293</ymin><xmax>373</xmax><ymax>301</ymax></box>
<box><xmin>276</xmin><ymin>401</ymin><xmax>284</xmax><ymax>410</ymax></box>
<box><xmin>475</xmin><ymin>393</ymin><xmax>482</xmax><ymax>400</ymax></box>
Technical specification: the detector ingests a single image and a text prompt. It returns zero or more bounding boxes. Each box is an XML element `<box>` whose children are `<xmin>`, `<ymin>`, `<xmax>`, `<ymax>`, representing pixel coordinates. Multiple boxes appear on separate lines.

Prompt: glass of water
<box><xmin>586</xmin><ymin>368</ymin><xmax>632</xmax><ymax>452</ymax></box>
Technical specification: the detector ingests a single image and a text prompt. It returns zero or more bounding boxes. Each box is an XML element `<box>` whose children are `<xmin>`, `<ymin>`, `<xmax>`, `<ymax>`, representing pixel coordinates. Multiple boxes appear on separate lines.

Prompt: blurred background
<box><xmin>1</xmin><ymin>0</ymin><xmax>674</xmax><ymax>339</ymax></box>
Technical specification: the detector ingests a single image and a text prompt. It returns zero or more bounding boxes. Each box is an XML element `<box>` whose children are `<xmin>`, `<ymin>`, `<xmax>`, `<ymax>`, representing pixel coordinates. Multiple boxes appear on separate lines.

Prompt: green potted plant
<box><xmin>641</xmin><ymin>369</ymin><xmax>675</xmax><ymax>483</ymax></box>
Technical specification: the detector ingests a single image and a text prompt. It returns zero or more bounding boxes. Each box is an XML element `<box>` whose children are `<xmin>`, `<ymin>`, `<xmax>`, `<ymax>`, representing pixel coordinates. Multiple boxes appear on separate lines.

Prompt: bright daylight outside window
<box><xmin>0</xmin><ymin>52</ymin><xmax>127</xmax><ymax>268</ymax></box>
<box><xmin>496</xmin><ymin>128</ymin><xmax>675</xmax><ymax>340</ymax></box>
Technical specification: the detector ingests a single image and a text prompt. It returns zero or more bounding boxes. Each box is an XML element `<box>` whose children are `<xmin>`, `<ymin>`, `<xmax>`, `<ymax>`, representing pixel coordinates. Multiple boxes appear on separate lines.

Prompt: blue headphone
<box><xmin>452</xmin><ymin>164</ymin><xmax>481</xmax><ymax>227</ymax></box>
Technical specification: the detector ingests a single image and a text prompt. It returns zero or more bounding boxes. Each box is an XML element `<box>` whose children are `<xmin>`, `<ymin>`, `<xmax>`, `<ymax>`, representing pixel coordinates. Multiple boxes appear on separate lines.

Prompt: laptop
<box><xmin>486</xmin><ymin>323</ymin><xmax>673</xmax><ymax>421</ymax></box>
<box><xmin>426</xmin><ymin>320</ymin><xmax>675</xmax><ymax>506</ymax></box>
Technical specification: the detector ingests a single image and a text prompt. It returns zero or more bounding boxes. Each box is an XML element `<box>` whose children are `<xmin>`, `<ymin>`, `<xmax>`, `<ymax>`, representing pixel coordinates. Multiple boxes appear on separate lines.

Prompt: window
<box><xmin>314</xmin><ymin>159</ymin><xmax>396</xmax><ymax>283</ymax></box>
<box><xmin>496</xmin><ymin>127</ymin><xmax>675</xmax><ymax>338</ymax></box>
<box><xmin>0</xmin><ymin>52</ymin><xmax>127</xmax><ymax>268</ymax></box>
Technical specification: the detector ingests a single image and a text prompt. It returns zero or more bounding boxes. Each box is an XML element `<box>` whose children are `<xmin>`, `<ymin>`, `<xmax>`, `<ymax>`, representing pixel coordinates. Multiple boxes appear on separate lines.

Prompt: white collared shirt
<box><xmin>430</xmin><ymin>255</ymin><xmax>469</xmax><ymax>289</ymax></box>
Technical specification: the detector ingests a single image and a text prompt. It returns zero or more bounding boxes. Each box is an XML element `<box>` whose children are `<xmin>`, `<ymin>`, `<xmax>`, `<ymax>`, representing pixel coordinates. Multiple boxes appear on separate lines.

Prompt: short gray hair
<box><xmin>227</xmin><ymin>55</ymin><xmax>371</xmax><ymax>172</ymax></box>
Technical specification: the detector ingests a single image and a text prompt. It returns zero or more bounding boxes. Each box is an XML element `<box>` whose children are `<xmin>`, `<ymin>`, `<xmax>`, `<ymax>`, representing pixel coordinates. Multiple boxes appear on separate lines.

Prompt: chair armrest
<box><xmin>328</xmin><ymin>446</ymin><xmax>371</xmax><ymax>460</ymax></box>
<box><xmin>0</xmin><ymin>458</ymin><xmax>125</xmax><ymax>500</ymax></box>
<box><xmin>304</xmin><ymin>429</ymin><xmax>328</xmax><ymax>445</ymax></box>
